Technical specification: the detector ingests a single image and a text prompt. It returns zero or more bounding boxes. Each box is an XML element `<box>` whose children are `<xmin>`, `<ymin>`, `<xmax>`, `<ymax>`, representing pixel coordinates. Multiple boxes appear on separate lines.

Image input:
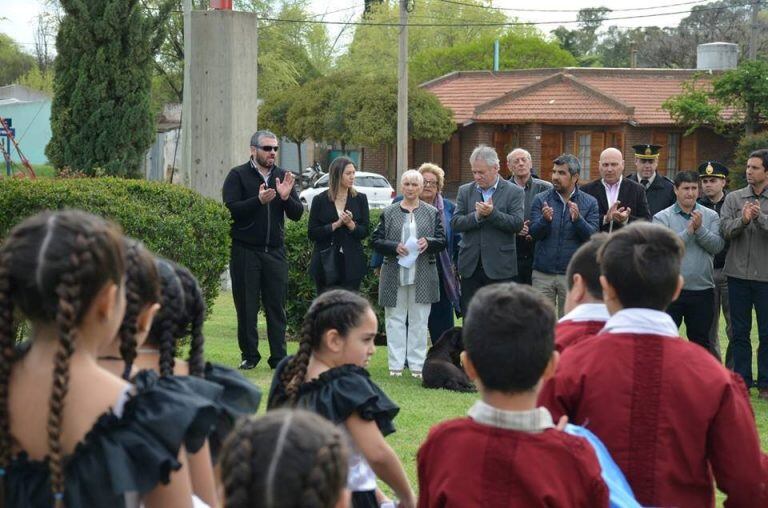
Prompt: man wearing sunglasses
<box><xmin>222</xmin><ymin>129</ymin><xmax>303</xmax><ymax>370</ymax></box>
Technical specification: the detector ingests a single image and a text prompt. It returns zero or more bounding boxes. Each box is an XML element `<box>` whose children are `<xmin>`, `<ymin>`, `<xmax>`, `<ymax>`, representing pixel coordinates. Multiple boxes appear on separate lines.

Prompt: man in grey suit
<box><xmin>452</xmin><ymin>145</ymin><xmax>525</xmax><ymax>315</ymax></box>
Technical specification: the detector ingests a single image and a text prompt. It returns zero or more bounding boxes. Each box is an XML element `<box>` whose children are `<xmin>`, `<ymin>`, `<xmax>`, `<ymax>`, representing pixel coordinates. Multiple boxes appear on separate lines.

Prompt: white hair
<box><xmin>401</xmin><ymin>169</ymin><xmax>424</xmax><ymax>185</ymax></box>
<box><xmin>507</xmin><ymin>148</ymin><xmax>531</xmax><ymax>162</ymax></box>
<box><xmin>470</xmin><ymin>145</ymin><xmax>500</xmax><ymax>168</ymax></box>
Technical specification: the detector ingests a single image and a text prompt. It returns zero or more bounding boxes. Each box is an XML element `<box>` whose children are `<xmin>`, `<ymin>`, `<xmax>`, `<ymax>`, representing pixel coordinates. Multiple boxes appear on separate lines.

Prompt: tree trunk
<box><xmin>746</xmin><ymin>100</ymin><xmax>756</xmax><ymax>136</ymax></box>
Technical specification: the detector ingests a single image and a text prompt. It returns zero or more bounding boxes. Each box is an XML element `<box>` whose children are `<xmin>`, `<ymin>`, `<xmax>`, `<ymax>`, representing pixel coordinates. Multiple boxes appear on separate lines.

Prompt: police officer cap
<box><xmin>697</xmin><ymin>161</ymin><xmax>729</xmax><ymax>179</ymax></box>
<box><xmin>632</xmin><ymin>144</ymin><xmax>662</xmax><ymax>159</ymax></box>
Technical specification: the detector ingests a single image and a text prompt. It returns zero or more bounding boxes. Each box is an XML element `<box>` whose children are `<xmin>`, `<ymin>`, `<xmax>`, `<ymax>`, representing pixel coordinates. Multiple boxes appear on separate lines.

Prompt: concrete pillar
<box><xmin>187</xmin><ymin>10</ymin><xmax>258</xmax><ymax>200</ymax></box>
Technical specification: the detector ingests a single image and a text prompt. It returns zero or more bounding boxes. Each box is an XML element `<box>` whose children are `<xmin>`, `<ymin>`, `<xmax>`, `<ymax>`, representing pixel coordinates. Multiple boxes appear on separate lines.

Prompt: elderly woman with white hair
<box><xmin>373</xmin><ymin>170</ymin><xmax>446</xmax><ymax>378</ymax></box>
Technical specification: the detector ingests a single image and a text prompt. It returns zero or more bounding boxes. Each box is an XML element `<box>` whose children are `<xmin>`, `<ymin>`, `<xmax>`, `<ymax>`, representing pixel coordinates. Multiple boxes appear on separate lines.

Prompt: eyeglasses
<box><xmin>257</xmin><ymin>145</ymin><xmax>279</xmax><ymax>152</ymax></box>
<box><xmin>423</xmin><ymin>181</ymin><xmax>438</xmax><ymax>188</ymax></box>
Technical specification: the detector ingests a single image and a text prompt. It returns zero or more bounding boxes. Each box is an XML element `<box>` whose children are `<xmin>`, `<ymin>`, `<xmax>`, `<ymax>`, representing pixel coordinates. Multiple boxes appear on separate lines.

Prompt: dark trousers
<box><xmin>230</xmin><ymin>242</ymin><xmax>288</xmax><ymax>368</ymax></box>
<box><xmin>315</xmin><ymin>251</ymin><xmax>362</xmax><ymax>295</ymax></box>
<box><xmin>460</xmin><ymin>259</ymin><xmax>514</xmax><ymax>317</ymax></box>
<box><xmin>515</xmin><ymin>236</ymin><xmax>534</xmax><ymax>285</ymax></box>
<box><xmin>709</xmin><ymin>268</ymin><xmax>731</xmax><ymax>365</ymax></box>
<box><xmin>667</xmin><ymin>288</ymin><xmax>716</xmax><ymax>356</ymax></box>
<box><xmin>428</xmin><ymin>269</ymin><xmax>455</xmax><ymax>342</ymax></box>
<box><xmin>728</xmin><ymin>276</ymin><xmax>768</xmax><ymax>389</ymax></box>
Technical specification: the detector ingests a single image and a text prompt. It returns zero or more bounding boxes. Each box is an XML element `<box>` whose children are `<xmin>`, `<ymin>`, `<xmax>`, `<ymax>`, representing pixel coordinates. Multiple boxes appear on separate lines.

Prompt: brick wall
<box><xmin>696</xmin><ymin>128</ymin><xmax>734</xmax><ymax>168</ymax></box>
<box><xmin>458</xmin><ymin>123</ymin><xmax>496</xmax><ymax>183</ymax></box>
<box><xmin>519</xmin><ymin>123</ymin><xmax>543</xmax><ymax>172</ymax></box>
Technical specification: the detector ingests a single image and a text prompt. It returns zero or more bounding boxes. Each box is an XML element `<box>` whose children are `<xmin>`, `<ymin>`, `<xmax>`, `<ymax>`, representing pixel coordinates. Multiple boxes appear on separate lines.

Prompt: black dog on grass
<box><xmin>422</xmin><ymin>327</ymin><xmax>476</xmax><ymax>393</ymax></box>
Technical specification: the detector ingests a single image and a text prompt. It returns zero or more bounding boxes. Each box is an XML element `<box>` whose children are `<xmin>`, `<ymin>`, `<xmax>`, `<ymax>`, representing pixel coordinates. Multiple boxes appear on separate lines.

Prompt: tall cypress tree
<box><xmin>47</xmin><ymin>0</ymin><xmax>171</xmax><ymax>177</ymax></box>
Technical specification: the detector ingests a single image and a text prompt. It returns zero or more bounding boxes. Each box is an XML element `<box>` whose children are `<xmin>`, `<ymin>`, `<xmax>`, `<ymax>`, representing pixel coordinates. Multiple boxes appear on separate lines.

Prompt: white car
<box><xmin>299</xmin><ymin>171</ymin><xmax>395</xmax><ymax>211</ymax></box>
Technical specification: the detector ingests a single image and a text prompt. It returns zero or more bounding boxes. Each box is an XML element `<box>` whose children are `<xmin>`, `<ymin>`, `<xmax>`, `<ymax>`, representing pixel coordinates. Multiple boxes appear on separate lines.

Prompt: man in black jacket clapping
<box><xmin>222</xmin><ymin>130</ymin><xmax>303</xmax><ymax>370</ymax></box>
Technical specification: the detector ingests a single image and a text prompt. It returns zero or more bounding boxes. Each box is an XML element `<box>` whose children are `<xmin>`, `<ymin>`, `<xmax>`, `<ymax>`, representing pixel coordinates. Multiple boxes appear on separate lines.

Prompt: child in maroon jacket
<box><xmin>417</xmin><ymin>283</ymin><xmax>609</xmax><ymax>508</ymax></box>
<box><xmin>556</xmin><ymin>233</ymin><xmax>610</xmax><ymax>353</ymax></box>
<box><xmin>539</xmin><ymin>223</ymin><xmax>768</xmax><ymax>508</ymax></box>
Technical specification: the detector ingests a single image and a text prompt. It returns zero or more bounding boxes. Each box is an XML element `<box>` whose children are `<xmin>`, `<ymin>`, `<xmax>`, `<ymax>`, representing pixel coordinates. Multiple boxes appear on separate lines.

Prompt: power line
<box><xmin>252</xmin><ymin>0</ymin><xmax>760</xmax><ymax>27</ymax></box>
<box><xmin>437</xmin><ymin>0</ymin><xmax>715</xmax><ymax>13</ymax></box>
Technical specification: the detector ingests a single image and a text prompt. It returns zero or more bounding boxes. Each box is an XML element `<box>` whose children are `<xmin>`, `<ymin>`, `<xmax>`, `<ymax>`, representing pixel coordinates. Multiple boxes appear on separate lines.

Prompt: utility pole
<box><xmin>181</xmin><ymin>0</ymin><xmax>192</xmax><ymax>185</ymax></box>
<box><xmin>749</xmin><ymin>0</ymin><xmax>760</xmax><ymax>60</ymax></box>
<box><xmin>396</xmin><ymin>0</ymin><xmax>408</xmax><ymax>184</ymax></box>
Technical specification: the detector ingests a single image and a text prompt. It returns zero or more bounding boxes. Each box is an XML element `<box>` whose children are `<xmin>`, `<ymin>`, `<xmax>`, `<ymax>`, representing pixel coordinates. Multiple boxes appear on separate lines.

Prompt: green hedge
<box><xmin>286</xmin><ymin>209</ymin><xmax>384</xmax><ymax>337</ymax></box>
<box><xmin>0</xmin><ymin>178</ymin><xmax>231</xmax><ymax>312</ymax></box>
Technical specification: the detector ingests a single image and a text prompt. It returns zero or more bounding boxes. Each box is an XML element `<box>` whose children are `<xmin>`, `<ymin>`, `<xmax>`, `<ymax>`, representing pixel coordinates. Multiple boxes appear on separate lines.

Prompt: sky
<box><xmin>0</xmin><ymin>0</ymin><xmax>705</xmax><ymax>55</ymax></box>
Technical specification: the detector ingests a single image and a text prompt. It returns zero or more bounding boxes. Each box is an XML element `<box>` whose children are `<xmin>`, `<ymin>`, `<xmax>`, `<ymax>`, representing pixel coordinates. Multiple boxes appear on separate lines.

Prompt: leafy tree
<box><xmin>338</xmin><ymin>0</ymin><xmax>509</xmax><ymax>79</ymax></box>
<box><xmin>258</xmin><ymin>85</ymin><xmax>311</xmax><ymax>172</ymax></box>
<box><xmin>17</xmin><ymin>67</ymin><xmax>54</xmax><ymax>94</ymax></box>
<box><xmin>551</xmin><ymin>7</ymin><xmax>610</xmax><ymax>65</ymax></box>
<box><xmin>595</xmin><ymin>0</ymin><xmax>767</xmax><ymax>69</ymax></box>
<box><xmin>46</xmin><ymin>0</ymin><xmax>172</xmax><ymax>177</ymax></box>
<box><xmin>663</xmin><ymin>60</ymin><xmax>768</xmax><ymax>136</ymax></box>
<box><xmin>410</xmin><ymin>29</ymin><xmax>576</xmax><ymax>83</ymax></box>
<box><xmin>0</xmin><ymin>33</ymin><xmax>35</xmax><ymax>86</ymax></box>
<box><xmin>732</xmin><ymin>132</ymin><xmax>768</xmax><ymax>188</ymax></box>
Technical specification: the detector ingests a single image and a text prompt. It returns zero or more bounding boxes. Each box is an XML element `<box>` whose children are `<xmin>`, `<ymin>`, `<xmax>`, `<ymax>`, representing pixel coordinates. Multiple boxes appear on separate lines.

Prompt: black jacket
<box><xmin>627</xmin><ymin>173</ymin><xmax>676</xmax><ymax>217</ymax></box>
<box><xmin>308</xmin><ymin>190</ymin><xmax>370</xmax><ymax>282</ymax></box>
<box><xmin>222</xmin><ymin>161</ymin><xmax>304</xmax><ymax>249</ymax></box>
<box><xmin>699</xmin><ymin>191</ymin><xmax>729</xmax><ymax>269</ymax></box>
<box><xmin>580</xmin><ymin>177</ymin><xmax>651</xmax><ymax>232</ymax></box>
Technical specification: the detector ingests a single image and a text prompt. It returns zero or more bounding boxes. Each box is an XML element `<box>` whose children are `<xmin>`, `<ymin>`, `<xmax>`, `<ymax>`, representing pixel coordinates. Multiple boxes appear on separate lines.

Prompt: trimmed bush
<box><xmin>732</xmin><ymin>132</ymin><xmax>768</xmax><ymax>189</ymax></box>
<box><xmin>0</xmin><ymin>178</ymin><xmax>230</xmax><ymax>312</ymax></box>
<box><xmin>286</xmin><ymin>209</ymin><xmax>383</xmax><ymax>337</ymax></box>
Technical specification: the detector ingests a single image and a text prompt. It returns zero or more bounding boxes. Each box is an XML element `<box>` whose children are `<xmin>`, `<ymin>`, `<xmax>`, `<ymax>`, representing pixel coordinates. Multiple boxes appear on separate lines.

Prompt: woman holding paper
<box><xmin>372</xmin><ymin>170</ymin><xmax>446</xmax><ymax>378</ymax></box>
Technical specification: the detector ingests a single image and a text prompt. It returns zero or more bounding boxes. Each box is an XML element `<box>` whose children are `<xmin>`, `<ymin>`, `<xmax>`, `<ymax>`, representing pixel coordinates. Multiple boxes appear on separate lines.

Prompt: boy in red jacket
<box><xmin>539</xmin><ymin>223</ymin><xmax>768</xmax><ymax>508</ymax></box>
<box><xmin>556</xmin><ymin>233</ymin><xmax>610</xmax><ymax>353</ymax></box>
<box><xmin>417</xmin><ymin>283</ymin><xmax>609</xmax><ymax>508</ymax></box>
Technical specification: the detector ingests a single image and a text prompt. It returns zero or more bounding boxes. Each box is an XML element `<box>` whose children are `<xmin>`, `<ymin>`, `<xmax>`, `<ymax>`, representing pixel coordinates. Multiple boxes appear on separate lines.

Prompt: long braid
<box><xmin>220</xmin><ymin>417</ymin><xmax>258</xmax><ymax>508</ymax></box>
<box><xmin>0</xmin><ymin>249</ymin><xmax>17</xmax><ymax>499</ymax></box>
<box><xmin>147</xmin><ymin>260</ymin><xmax>185</xmax><ymax>377</ymax></box>
<box><xmin>118</xmin><ymin>242</ymin><xmax>142</xmax><ymax>380</ymax></box>
<box><xmin>299</xmin><ymin>429</ymin><xmax>348</xmax><ymax>508</ymax></box>
<box><xmin>48</xmin><ymin>234</ymin><xmax>92</xmax><ymax>506</ymax></box>
<box><xmin>175</xmin><ymin>266</ymin><xmax>206</xmax><ymax>377</ymax></box>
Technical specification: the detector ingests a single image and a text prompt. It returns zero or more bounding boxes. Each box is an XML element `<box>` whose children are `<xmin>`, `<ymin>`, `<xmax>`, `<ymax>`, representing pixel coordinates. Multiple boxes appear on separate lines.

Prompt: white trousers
<box><xmin>385</xmin><ymin>284</ymin><xmax>431</xmax><ymax>372</ymax></box>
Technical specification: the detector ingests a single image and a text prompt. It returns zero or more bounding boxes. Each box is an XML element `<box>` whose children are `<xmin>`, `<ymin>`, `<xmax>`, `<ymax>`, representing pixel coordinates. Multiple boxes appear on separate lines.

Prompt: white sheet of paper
<box><xmin>398</xmin><ymin>236</ymin><xmax>420</xmax><ymax>268</ymax></box>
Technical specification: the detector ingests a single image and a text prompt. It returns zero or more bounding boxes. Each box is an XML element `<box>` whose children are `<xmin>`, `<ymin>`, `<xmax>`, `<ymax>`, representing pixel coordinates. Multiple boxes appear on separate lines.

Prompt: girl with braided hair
<box><xmin>1</xmin><ymin>210</ymin><xmax>217</xmax><ymax>508</ymax></box>
<box><xmin>130</xmin><ymin>258</ymin><xmax>262</xmax><ymax>461</ymax></box>
<box><xmin>268</xmin><ymin>289</ymin><xmax>415</xmax><ymax>508</ymax></box>
<box><xmin>97</xmin><ymin>238</ymin><xmax>161</xmax><ymax>379</ymax></box>
<box><xmin>219</xmin><ymin>409</ymin><xmax>350</xmax><ymax>508</ymax></box>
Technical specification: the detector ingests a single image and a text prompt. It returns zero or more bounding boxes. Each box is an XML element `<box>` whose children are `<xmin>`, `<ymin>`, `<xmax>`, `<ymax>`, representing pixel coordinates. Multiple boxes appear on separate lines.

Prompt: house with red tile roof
<box><xmin>360</xmin><ymin>67</ymin><xmax>733</xmax><ymax>194</ymax></box>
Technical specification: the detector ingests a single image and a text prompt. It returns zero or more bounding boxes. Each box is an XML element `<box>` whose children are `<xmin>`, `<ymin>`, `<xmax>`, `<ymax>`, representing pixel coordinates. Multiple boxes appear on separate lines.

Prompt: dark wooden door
<box><xmin>540</xmin><ymin>131</ymin><xmax>563</xmax><ymax>181</ymax></box>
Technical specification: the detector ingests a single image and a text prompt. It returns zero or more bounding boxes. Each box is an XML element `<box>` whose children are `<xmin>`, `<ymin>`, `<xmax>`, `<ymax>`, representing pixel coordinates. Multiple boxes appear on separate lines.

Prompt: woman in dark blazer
<box><xmin>308</xmin><ymin>156</ymin><xmax>370</xmax><ymax>293</ymax></box>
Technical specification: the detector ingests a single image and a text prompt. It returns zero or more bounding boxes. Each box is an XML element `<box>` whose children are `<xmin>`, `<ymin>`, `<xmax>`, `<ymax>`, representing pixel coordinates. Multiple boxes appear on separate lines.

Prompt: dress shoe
<box><xmin>239</xmin><ymin>360</ymin><xmax>257</xmax><ymax>370</ymax></box>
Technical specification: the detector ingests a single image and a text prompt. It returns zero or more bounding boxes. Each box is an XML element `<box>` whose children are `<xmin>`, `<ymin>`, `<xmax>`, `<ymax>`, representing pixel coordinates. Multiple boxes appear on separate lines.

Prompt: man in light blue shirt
<box><xmin>653</xmin><ymin>171</ymin><xmax>724</xmax><ymax>356</ymax></box>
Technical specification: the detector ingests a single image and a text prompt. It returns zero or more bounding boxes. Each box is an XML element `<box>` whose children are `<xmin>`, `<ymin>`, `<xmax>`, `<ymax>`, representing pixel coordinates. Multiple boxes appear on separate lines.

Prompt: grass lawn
<box><xmin>203</xmin><ymin>291</ymin><xmax>768</xmax><ymax>505</ymax></box>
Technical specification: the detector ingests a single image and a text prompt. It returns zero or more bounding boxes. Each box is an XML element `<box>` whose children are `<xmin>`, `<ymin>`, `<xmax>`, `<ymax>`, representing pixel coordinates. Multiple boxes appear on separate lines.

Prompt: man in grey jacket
<box><xmin>452</xmin><ymin>145</ymin><xmax>525</xmax><ymax>315</ymax></box>
<box><xmin>507</xmin><ymin>148</ymin><xmax>552</xmax><ymax>285</ymax></box>
<box><xmin>720</xmin><ymin>149</ymin><xmax>768</xmax><ymax>397</ymax></box>
<box><xmin>654</xmin><ymin>171</ymin><xmax>724</xmax><ymax>356</ymax></box>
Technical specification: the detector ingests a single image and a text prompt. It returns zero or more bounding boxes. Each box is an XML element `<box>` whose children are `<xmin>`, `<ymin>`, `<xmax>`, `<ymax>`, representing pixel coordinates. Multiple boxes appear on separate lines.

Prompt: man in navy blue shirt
<box><xmin>530</xmin><ymin>154</ymin><xmax>600</xmax><ymax>317</ymax></box>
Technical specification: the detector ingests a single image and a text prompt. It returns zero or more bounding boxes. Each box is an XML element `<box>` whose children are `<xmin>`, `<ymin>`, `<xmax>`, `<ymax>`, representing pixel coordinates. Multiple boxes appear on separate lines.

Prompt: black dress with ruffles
<box><xmin>268</xmin><ymin>358</ymin><xmax>400</xmax><ymax>508</ymax></box>
<box><xmin>203</xmin><ymin>362</ymin><xmax>262</xmax><ymax>460</ymax></box>
<box><xmin>6</xmin><ymin>370</ymin><xmax>219</xmax><ymax>508</ymax></box>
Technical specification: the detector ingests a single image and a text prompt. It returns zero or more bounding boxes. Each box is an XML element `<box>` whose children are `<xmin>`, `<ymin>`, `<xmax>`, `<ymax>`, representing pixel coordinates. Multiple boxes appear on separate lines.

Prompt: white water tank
<box><xmin>697</xmin><ymin>42</ymin><xmax>739</xmax><ymax>70</ymax></box>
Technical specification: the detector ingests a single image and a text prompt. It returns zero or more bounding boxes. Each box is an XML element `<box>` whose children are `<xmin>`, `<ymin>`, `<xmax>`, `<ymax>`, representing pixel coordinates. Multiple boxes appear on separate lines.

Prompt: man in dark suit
<box><xmin>451</xmin><ymin>145</ymin><xmax>525</xmax><ymax>315</ymax></box>
<box><xmin>581</xmin><ymin>147</ymin><xmax>651</xmax><ymax>232</ymax></box>
<box><xmin>627</xmin><ymin>144</ymin><xmax>676</xmax><ymax>217</ymax></box>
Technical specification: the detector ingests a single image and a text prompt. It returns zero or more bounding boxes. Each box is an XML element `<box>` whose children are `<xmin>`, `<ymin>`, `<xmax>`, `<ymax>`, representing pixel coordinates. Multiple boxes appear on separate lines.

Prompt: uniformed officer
<box><xmin>627</xmin><ymin>144</ymin><xmax>676</xmax><ymax>217</ymax></box>
<box><xmin>698</xmin><ymin>160</ymin><xmax>731</xmax><ymax>365</ymax></box>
